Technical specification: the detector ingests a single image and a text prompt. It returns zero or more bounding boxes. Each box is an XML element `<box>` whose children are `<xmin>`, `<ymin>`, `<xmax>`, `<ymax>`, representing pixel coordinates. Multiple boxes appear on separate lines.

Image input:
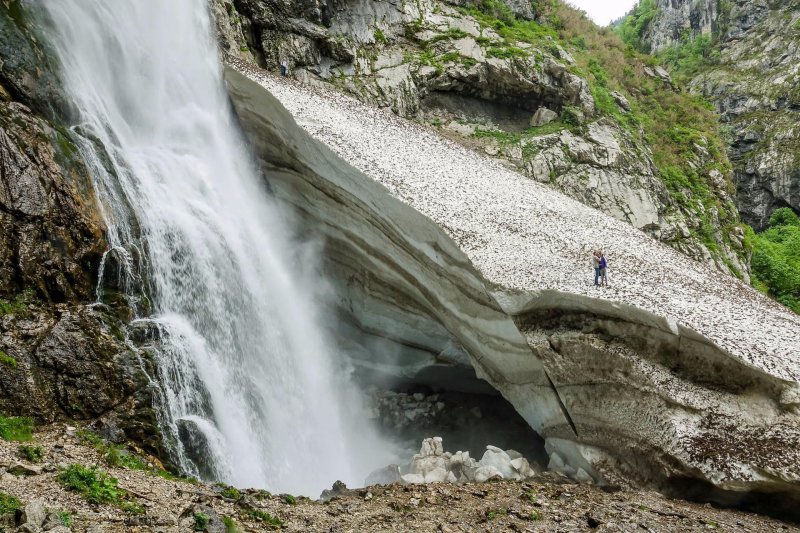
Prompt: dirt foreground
<box><xmin>0</xmin><ymin>425</ymin><xmax>796</xmax><ymax>532</ymax></box>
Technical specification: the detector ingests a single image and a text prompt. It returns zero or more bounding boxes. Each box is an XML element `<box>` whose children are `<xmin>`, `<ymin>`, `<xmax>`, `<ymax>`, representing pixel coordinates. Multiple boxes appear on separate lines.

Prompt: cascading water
<box><xmin>39</xmin><ymin>0</ymin><xmax>392</xmax><ymax>495</ymax></box>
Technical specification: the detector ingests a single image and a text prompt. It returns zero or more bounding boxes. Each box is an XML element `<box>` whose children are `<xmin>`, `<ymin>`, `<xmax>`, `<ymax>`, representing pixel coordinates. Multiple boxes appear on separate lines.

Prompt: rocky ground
<box><xmin>0</xmin><ymin>425</ymin><xmax>796</xmax><ymax>533</ymax></box>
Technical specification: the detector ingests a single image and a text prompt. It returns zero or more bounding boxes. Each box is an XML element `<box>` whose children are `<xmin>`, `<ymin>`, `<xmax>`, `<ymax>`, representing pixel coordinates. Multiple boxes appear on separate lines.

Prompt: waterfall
<box><xmin>40</xmin><ymin>0</ymin><xmax>389</xmax><ymax>495</ymax></box>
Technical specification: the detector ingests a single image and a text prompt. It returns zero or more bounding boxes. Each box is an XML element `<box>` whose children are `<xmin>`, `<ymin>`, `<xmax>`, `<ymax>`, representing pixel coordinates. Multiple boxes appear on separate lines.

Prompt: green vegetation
<box><xmin>0</xmin><ymin>350</ymin><xmax>17</xmax><ymax>369</ymax></box>
<box><xmin>486</xmin><ymin>508</ymin><xmax>508</xmax><ymax>520</ymax></box>
<box><xmin>19</xmin><ymin>444</ymin><xmax>44</xmax><ymax>463</ymax></box>
<box><xmin>427</xmin><ymin>27</ymin><xmax>469</xmax><ymax>43</ymax></box>
<box><xmin>0</xmin><ymin>290</ymin><xmax>32</xmax><ymax>316</ymax></box>
<box><xmin>473</xmin><ymin>127</ymin><xmax>522</xmax><ymax>145</ymax></box>
<box><xmin>486</xmin><ymin>45</ymin><xmax>528</xmax><ymax>59</ymax></box>
<box><xmin>57</xmin><ymin>464</ymin><xmax>142</xmax><ymax>513</ymax></box>
<box><xmin>750</xmin><ymin>208</ymin><xmax>800</xmax><ymax>312</ymax></box>
<box><xmin>194</xmin><ymin>512</ymin><xmax>210</xmax><ymax>531</ymax></box>
<box><xmin>58</xmin><ymin>511</ymin><xmax>73</xmax><ymax>528</ymax></box>
<box><xmin>77</xmin><ymin>428</ymin><xmax>189</xmax><ymax>482</ymax></box>
<box><xmin>530</xmin><ymin>510</ymin><xmax>543</xmax><ymax>520</ymax></box>
<box><xmin>0</xmin><ymin>492</ymin><xmax>20</xmax><ymax>515</ymax></box>
<box><xmin>250</xmin><ymin>509</ymin><xmax>283</xmax><ymax>528</ymax></box>
<box><xmin>222</xmin><ymin>516</ymin><xmax>241</xmax><ymax>533</ymax></box>
<box><xmin>373</xmin><ymin>27</ymin><xmax>387</xmax><ymax>44</ymax></box>
<box><xmin>282</xmin><ymin>494</ymin><xmax>297</xmax><ymax>505</ymax></box>
<box><xmin>416</xmin><ymin>47</ymin><xmax>475</xmax><ymax>70</ymax></box>
<box><xmin>219</xmin><ymin>485</ymin><xmax>241</xmax><ymax>500</ymax></box>
<box><xmin>657</xmin><ymin>34</ymin><xmax>718</xmax><ymax>84</ymax></box>
<box><xmin>460</xmin><ymin>0</ymin><xmax>557</xmax><ymax>43</ymax></box>
<box><xmin>615</xmin><ymin>0</ymin><xmax>658</xmax><ymax>52</ymax></box>
<box><xmin>0</xmin><ymin>414</ymin><xmax>33</xmax><ymax>442</ymax></box>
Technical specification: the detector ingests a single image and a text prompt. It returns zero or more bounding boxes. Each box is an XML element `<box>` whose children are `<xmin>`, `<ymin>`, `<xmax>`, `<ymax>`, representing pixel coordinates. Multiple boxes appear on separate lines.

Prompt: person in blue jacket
<box><xmin>599</xmin><ymin>251</ymin><xmax>608</xmax><ymax>287</ymax></box>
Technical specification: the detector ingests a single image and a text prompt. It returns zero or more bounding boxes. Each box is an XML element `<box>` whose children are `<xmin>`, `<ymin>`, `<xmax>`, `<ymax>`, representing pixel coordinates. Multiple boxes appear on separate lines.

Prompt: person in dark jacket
<box><xmin>592</xmin><ymin>250</ymin><xmax>601</xmax><ymax>286</ymax></box>
<box><xmin>599</xmin><ymin>251</ymin><xmax>608</xmax><ymax>287</ymax></box>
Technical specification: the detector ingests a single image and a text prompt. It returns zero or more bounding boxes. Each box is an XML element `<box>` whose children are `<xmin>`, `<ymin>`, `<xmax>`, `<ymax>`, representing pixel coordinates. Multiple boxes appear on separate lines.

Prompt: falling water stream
<box><xmin>40</xmin><ymin>0</ymin><xmax>390</xmax><ymax>495</ymax></box>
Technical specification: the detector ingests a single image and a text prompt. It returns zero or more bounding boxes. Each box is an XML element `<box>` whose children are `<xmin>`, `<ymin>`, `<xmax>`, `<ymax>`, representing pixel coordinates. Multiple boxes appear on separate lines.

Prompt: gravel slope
<box><xmin>232</xmin><ymin>59</ymin><xmax>800</xmax><ymax>383</ymax></box>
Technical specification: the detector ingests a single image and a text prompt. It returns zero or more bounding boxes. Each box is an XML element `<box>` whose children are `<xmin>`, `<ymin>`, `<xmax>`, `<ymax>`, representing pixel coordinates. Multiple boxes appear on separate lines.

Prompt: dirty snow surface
<box><xmin>234</xmin><ymin>61</ymin><xmax>800</xmax><ymax>382</ymax></box>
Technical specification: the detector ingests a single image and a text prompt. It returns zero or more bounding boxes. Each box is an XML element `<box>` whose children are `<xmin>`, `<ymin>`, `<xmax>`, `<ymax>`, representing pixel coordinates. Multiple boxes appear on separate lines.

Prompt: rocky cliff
<box><xmin>623</xmin><ymin>0</ymin><xmax>800</xmax><ymax>231</ymax></box>
<box><xmin>226</xmin><ymin>59</ymin><xmax>800</xmax><ymax>518</ymax></box>
<box><xmin>216</xmin><ymin>0</ymin><xmax>749</xmax><ymax>277</ymax></box>
<box><xmin>639</xmin><ymin>0</ymin><xmax>721</xmax><ymax>53</ymax></box>
<box><xmin>0</xmin><ymin>2</ymin><xmax>160</xmax><ymax>456</ymax></box>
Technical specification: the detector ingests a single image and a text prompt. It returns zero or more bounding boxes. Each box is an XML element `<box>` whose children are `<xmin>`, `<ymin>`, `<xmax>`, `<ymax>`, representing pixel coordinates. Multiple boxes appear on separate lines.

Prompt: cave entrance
<box><xmin>343</xmin><ymin>329</ymin><xmax>549</xmax><ymax>469</ymax></box>
<box><xmin>421</xmin><ymin>91</ymin><xmax>561</xmax><ymax>133</ymax></box>
<box><xmin>420</xmin><ymin>91</ymin><xmax>542</xmax><ymax>133</ymax></box>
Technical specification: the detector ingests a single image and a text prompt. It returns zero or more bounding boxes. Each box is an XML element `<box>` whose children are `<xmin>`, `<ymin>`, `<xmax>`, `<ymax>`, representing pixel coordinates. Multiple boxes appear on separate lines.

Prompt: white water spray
<box><xmin>40</xmin><ymin>0</ymin><xmax>390</xmax><ymax>494</ymax></box>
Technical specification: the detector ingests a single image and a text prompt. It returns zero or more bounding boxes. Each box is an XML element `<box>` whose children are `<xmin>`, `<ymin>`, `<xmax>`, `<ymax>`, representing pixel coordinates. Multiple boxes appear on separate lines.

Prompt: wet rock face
<box><xmin>0</xmin><ymin>5</ymin><xmax>105</xmax><ymax>303</ymax></box>
<box><xmin>0</xmin><ymin>304</ymin><xmax>160</xmax><ymax>453</ymax></box>
<box><xmin>0</xmin><ymin>101</ymin><xmax>105</xmax><ymax>302</ymax></box>
<box><xmin>0</xmin><ymin>4</ymin><xmax>161</xmax><ymax>458</ymax></box>
<box><xmin>0</xmin><ymin>2</ymin><xmax>71</xmax><ymax>120</ymax></box>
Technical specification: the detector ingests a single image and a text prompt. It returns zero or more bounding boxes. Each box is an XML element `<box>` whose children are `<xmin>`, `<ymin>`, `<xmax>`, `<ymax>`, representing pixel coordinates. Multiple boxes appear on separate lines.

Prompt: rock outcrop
<box><xmin>0</xmin><ymin>101</ymin><xmax>103</xmax><ymax>302</ymax></box>
<box><xmin>690</xmin><ymin>0</ymin><xmax>800</xmax><ymax>229</ymax></box>
<box><xmin>225</xmin><ymin>61</ymin><xmax>800</xmax><ymax>517</ymax></box>
<box><xmin>219</xmin><ymin>0</ymin><xmax>748</xmax><ymax>274</ymax></box>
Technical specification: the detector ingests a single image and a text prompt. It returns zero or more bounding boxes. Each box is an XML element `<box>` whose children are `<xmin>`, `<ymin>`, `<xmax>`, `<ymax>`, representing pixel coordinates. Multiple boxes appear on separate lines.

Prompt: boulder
<box><xmin>473</xmin><ymin>465</ymin><xmax>503</xmax><ymax>482</ymax></box>
<box><xmin>19</xmin><ymin>499</ymin><xmax>47</xmax><ymax>529</ymax></box>
<box><xmin>8</xmin><ymin>463</ymin><xmax>42</xmax><ymax>476</ymax></box>
<box><xmin>401</xmin><ymin>473</ymin><xmax>425</xmax><ymax>484</ymax></box>
<box><xmin>530</xmin><ymin>107</ymin><xmax>558</xmax><ymax>127</ymax></box>
<box><xmin>183</xmin><ymin>505</ymin><xmax>225</xmax><ymax>533</ymax></box>
<box><xmin>477</xmin><ymin>446</ymin><xmax>516</xmax><ymax>479</ymax></box>
<box><xmin>365</xmin><ymin>464</ymin><xmax>402</xmax><ymax>486</ymax></box>
<box><xmin>320</xmin><ymin>480</ymin><xmax>351</xmax><ymax>501</ymax></box>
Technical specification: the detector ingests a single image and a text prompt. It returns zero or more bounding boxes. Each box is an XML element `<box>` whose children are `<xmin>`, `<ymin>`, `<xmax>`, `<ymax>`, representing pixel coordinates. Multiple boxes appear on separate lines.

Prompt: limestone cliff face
<box><xmin>639</xmin><ymin>0</ymin><xmax>800</xmax><ymax>229</ymax></box>
<box><xmin>642</xmin><ymin>0</ymin><xmax>720</xmax><ymax>53</ymax></box>
<box><xmin>216</xmin><ymin>0</ymin><xmax>748</xmax><ymax>275</ymax></box>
